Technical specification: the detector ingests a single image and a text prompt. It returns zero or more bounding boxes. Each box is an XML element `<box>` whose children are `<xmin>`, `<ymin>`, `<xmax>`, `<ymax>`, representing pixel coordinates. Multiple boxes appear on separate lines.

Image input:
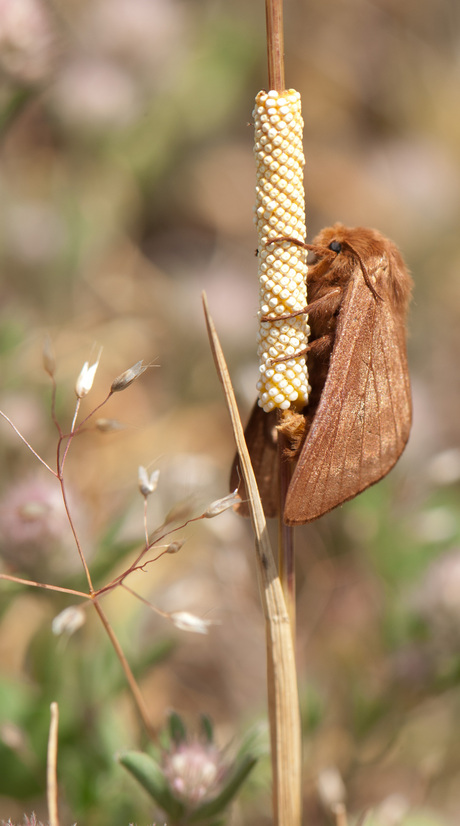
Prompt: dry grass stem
<box><xmin>203</xmin><ymin>293</ymin><xmax>301</xmax><ymax>826</ymax></box>
<box><xmin>47</xmin><ymin>702</ymin><xmax>60</xmax><ymax>826</ymax></box>
<box><xmin>265</xmin><ymin>0</ymin><xmax>285</xmax><ymax>91</ymax></box>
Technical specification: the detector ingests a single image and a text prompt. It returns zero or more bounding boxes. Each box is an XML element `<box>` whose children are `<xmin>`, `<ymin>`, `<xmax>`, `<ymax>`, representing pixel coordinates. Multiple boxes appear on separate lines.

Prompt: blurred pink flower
<box><xmin>82</xmin><ymin>0</ymin><xmax>186</xmax><ymax>80</ymax></box>
<box><xmin>1</xmin><ymin>815</ymin><xmax>44</xmax><ymax>826</ymax></box>
<box><xmin>0</xmin><ymin>475</ymin><xmax>82</xmax><ymax>574</ymax></box>
<box><xmin>162</xmin><ymin>739</ymin><xmax>226</xmax><ymax>805</ymax></box>
<box><xmin>413</xmin><ymin>549</ymin><xmax>460</xmax><ymax>643</ymax></box>
<box><xmin>50</xmin><ymin>58</ymin><xmax>140</xmax><ymax>130</ymax></box>
<box><xmin>0</xmin><ymin>392</ymin><xmax>47</xmax><ymax>447</ymax></box>
<box><xmin>5</xmin><ymin>202</ymin><xmax>66</xmax><ymax>266</ymax></box>
<box><xmin>0</xmin><ymin>0</ymin><xmax>56</xmax><ymax>83</ymax></box>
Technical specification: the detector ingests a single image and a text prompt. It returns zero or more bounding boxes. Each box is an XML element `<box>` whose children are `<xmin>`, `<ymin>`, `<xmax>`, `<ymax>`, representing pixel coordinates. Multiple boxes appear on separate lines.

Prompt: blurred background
<box><xmin>0</xmin><ymin>0</ymin><xmax>459</xmax><ymax>823</ymax></box>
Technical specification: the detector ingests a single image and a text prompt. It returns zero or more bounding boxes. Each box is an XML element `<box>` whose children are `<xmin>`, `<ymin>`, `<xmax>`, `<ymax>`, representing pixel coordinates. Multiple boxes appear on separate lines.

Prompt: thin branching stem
<box><xmin>49</xmin><ymin>377</ymin><xmax>63</xmax><ymax>436</ymax></box>
<box><xmin>116</xmin><ymin>511</ymin><xmax>203</xmax><ymax>584</ymax></box>
<box><xmin>0</xmin><ymin>410</ymin><xmax>56</xmax><ymax>475</ymax></box>
<box><xmin>120</xmin><ymin>582</ymin><xmax>169</xmax><ymax>618</ymax></box>
<box><xmin>143</xmin><ymin>497</ymin><xmax>149</xmax><ymax>546</ymax></box>
<box><xmin>59</xmin><ymin>475</ymin><xmax>94</xmax><ymax>592</ymax></box>
<box><xmin>92</xmin><ymin>599</ymin><xmax>156</xmax><ymax>740</ymax></box>
<box><xmin>69</xmin><ymin>398</ymin><xmax>81</xmax><ymax>435</ymax></box>
<box><xmin>96</xmin><ymin>551</ymin><xmax>171</xmax><ymax>597</ymax></box>
<box><xmin>72</xmin><ymin>390</ymin><xmax>114</xmax><ymax>433</ymax></box>
<box><xmin>59</xmin><ymin>392</ymin><xmax>113</xmax><ymax>473</ymax></box>
<box><xmin>55</xmin><ymin>394</ymin><xmax>114</xmax><ymax>591</ymax></box>
<box><xmin>1</xmin><ymin>363</ymin><xmax>164</xmax><ymax>744</ymax></box>
<box><xmin>0</xmin><ymin>573</ymin><xmax>91</xmax><ymax>598</ymax></box>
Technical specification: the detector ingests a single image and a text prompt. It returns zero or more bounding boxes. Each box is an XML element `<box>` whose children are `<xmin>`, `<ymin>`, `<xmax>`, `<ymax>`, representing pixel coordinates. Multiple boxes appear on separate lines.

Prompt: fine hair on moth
<box><xmin>231</xmin><ymin>223</ymin><xmax>413</xmax><ymax>526</ymax></box>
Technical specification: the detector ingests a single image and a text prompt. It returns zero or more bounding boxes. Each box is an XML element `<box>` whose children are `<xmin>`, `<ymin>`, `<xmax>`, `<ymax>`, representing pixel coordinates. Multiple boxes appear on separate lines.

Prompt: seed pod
<box><xmin>231</xmin><ymin>224</ymin><xmax>412</xmax><ymax>525</ymax></box>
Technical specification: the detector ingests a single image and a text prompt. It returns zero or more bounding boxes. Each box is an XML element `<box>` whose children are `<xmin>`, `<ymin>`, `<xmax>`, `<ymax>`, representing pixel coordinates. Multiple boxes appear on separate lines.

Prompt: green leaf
<box><xmin>119</xmin><ymin>750</ymin><xmax>184</xmax><ymax>820</ymax></box>
<box><xmin>233</xmin><ymin>723</ymin><xmax>268</xmax><ymax>762</ymax></box>
<box><xmin>168</xmin><ymin>711</ymin><xmax>187</xmax><ymax>744</ymax></box>
<box><xmin>199</xmin><ymin>714</ymin><xmax>214</xmax><ymax>744</ymax></box>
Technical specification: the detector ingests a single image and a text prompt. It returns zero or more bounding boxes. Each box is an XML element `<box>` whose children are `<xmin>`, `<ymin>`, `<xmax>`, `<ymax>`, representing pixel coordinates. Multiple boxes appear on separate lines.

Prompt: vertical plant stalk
<box><xmin>252</xmin><ymin>4</ymin><xmax>307</xmax><ymax>816</ymax></box>
<box><xmin>265</xmin><ymin>0</ymin><xmax>285</xmax><ymax>91</ymax></box>
<box><xmin>47</xmin><ymin>702</ymin><xmax>60</xmax><ymax>826</ymax></box>
<box><xmin>254</xmin><ymin>85</ymin><xmax>308</xmax><ymax>633</ymax></box>
<box><xmin>203</xmin><ymin>295</ymin><xmax>302</xmax><ymax>826</ymax></box>
<box><xmin>335</xmin><ymin>803</ymin><xmax>349</xmax><ymax>826</ymax></box>
<box><xmin>277</xmin><ymin>431</ymin><xmax>296</xmax><ymax>632</ymax></box>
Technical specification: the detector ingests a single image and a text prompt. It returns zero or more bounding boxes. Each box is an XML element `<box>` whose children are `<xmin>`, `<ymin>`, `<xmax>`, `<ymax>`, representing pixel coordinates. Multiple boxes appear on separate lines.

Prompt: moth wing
<box><xmin>284</xmin><ymin>272</ymin><xmax>411</xmax><ymax>525</ymax></box>
<box><xmin>230</xmin><ymin>403</ymin><xmax>279</xmax><ymax>518</ymax></box>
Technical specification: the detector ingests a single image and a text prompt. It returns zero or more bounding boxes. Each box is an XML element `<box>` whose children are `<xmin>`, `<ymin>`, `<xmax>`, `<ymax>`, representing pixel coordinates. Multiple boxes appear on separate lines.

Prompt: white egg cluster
<box><xmin>254</xmin><ymin>89</ymin><xmax>310</xmax><ymax>413</ymax></box>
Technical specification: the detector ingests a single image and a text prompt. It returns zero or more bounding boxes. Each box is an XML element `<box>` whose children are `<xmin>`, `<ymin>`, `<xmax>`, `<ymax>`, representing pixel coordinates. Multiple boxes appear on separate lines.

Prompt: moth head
<box><xmin>311</xmin><ymin>225</ymin><xmax>385</xmax><ymax>301</ymax></box>
<box><xmin>315</xmin><ymin>224</ymin><xmax>412</xmax><ymax>311</ymax></box>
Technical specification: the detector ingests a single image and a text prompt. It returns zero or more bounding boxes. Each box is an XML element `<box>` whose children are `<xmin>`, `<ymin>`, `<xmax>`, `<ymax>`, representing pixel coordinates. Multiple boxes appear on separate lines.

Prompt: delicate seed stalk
<box><xmin>254</xmin><ymin>89</ymin><xmax>309</xmax><ymax>413</ymax></box>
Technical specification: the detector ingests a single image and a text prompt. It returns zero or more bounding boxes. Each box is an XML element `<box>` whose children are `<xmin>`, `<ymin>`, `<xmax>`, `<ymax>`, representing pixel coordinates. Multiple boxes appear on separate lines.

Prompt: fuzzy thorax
<box><xmin>254</xmin><ymin>89</ymin><xmax>310</xmax><ymax>413</ymax></box>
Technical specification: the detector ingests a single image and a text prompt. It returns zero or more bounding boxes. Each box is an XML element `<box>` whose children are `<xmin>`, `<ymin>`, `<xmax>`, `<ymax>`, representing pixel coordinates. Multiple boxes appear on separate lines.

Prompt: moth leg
<box><xmin>268</xmin><ymin>345</ymin><xmax>311</xmax><ymax>364</ymax></box>
<box><xmin>306</xmin><ymin>333</ymin><xmax>335</xmax><ymax>358</ymax></box>
<box><xmin>268</xmin><ymin>334</ymin><xmax>333</xmax><ymax>365</ymax></box>
<box><xmin>261</xmin><ymin>288</ymin><xmax>341</xmax><ymax>323</ymax></box>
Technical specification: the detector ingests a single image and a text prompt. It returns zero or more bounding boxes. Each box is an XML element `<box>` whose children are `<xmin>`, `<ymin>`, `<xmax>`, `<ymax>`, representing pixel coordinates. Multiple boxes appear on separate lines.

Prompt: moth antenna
<box><xmin>341</xmin><ymin>240</ymin><xmax>383</xmax><ymax>301</ymax></box>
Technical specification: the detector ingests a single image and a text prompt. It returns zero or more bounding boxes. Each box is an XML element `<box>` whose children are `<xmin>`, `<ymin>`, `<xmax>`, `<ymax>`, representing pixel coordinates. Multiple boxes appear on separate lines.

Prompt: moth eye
<box><xmin>329</xmin><ymin>241</ymin><xmax>342</xmax><ymax>253</ymax></box>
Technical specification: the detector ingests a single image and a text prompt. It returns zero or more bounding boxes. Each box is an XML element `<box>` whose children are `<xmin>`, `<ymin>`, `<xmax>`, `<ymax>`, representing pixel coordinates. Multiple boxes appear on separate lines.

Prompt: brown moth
<box><xmin>231</xmin><ymin>224</ymin><xmax>412</xmax><ymax>526</ymax></box>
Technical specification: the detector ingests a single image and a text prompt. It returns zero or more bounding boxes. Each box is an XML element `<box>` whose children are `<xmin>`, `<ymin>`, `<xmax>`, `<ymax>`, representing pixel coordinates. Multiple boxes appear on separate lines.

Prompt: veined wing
<box><xmin>284</xmin><ymin>272</ymin><xmax>411</xmax><ymax>525</ymax></box>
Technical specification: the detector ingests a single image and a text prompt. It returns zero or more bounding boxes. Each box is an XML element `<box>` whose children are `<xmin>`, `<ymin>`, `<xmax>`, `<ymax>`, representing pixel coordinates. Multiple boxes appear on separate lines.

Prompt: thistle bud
<box><xmin>162</xmin><ymin>739</ymin><xmax>225</xmax><ymax>806</ymax></box>
<box><xmin>120</xmin><ymin>717</ymin><xmax>257</xmax><ymax>822</ymax></box>
<box><xmin>1</xmin><ymin>815</ymin><xmax>45</xmax><ymax>826</ymax></box>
